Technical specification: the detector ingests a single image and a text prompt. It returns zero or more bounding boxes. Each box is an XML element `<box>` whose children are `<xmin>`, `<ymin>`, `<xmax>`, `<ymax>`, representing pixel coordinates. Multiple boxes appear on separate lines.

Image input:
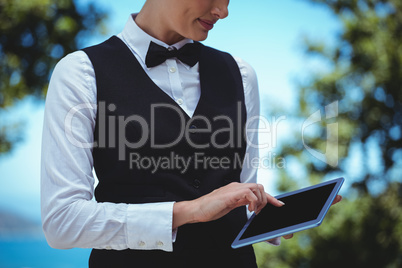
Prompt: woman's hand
<box><xmin>173</xmin><ymin>182</ymin><xmax>284</xmax><ymax>229</ymax></box>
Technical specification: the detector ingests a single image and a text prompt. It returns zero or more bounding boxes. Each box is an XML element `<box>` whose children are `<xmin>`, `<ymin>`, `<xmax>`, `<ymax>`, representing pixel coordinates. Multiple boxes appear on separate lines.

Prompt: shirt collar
<box><xmin>120</xmin><ymin>14</ymin><xmax>195</xmax><ymax>69</ymax></box>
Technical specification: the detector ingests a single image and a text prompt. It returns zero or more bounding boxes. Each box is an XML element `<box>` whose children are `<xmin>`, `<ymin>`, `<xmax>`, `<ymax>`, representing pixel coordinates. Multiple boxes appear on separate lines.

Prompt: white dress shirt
<box><xmin>41</xmin><ymin>14</ymin><xmax>279</xmax><ymax>252</ymax></box>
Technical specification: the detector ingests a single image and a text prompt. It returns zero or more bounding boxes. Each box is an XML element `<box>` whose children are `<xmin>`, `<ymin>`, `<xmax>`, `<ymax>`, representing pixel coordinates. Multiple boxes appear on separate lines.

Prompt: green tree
<box><xmin>256</xmin><ymin>0</ymin><xmax>402</xmax><ymax>267</ymax></box>
<box><xmin>276</xmin><ymin>0</ymin><xmax>402</xmax><ymax>193</ymax></box>
<box><xmin>0</xmin><ymin>0</ymin><xmax>106</xmax><ymax>154</ymax></box>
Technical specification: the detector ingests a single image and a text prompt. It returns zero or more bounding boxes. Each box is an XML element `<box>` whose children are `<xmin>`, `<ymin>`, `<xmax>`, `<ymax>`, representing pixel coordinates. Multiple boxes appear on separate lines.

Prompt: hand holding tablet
<box><xmin>232</xmin><ymin>177</ymin><xmax>344</xmax><ymax>248</ymax></box>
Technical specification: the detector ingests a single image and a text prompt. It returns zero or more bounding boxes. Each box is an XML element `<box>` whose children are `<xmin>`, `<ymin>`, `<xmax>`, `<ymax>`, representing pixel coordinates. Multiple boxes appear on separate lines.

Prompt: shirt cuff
<box><xmin>172</xmin><ymin>228</ymin><xmax>178</xmax><ymax>242</ymax></box>
<box><xmin>126</xmin><ymin>202</ymin><xmax>174</xmax><ymax>252</ymax></box>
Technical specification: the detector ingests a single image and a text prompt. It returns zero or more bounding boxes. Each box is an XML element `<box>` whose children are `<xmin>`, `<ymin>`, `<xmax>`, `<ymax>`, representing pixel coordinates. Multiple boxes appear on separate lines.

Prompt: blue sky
<box><xmin>0</xmin><ymin>0</ymin><xmax>343</xmax><ymax>221</ymax></box>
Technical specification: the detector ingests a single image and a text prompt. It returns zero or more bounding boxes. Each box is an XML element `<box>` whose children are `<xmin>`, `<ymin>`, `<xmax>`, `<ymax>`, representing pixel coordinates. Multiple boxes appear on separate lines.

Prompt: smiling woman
<box><xmin>0</xmin><ymin>0</ymin><xmax>349</xmax><ymax>267</ymax></box>
<box><xmin>41</xmin><ymin>0</ymin><xmax>286</xmax><ymax>267</ymax></box>
<box><xmin>37</xmin><ymin>0</ymin><xmax>343</xmax><ymax>268</ymax></box>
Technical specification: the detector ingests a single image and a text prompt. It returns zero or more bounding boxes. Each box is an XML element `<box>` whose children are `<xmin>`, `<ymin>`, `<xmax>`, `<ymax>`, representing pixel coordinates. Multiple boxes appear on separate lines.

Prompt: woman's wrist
<box><xmin>172</xmin><ymin>200</ymin><xmax>198</xmax><ymax>229</ymax></box>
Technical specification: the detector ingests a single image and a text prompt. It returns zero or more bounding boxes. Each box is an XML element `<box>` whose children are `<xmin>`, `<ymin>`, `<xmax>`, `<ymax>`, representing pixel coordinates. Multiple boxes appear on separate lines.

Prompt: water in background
<box><xmin>0</xmin><ymin>237</ymin><xmax>91</xmax><ymax>268</ymax></box>
<box><xmin>0</xmin><ymin>209</ymin><xmax>91</xmax><ymax>268</ymax></box>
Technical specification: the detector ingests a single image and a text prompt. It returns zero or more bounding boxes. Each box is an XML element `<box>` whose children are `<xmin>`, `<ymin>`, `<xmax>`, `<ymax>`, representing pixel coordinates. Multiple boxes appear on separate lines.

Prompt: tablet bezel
<box><xmin>231</xmin><ymin>177</ymin><xmax>344</xmax><ymax>249</ymax></box>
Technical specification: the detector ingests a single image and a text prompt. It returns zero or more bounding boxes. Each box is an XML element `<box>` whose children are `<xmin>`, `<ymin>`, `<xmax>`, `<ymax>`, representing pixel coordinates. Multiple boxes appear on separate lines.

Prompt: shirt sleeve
<box><xmin>234</xmin><ymin>56</ymin><xmax>281</xmax><ymax>246</ymax></box>
<box><xmin>41</xmin><ymin>51</ymin><xmax>175</xmax><ymax>252</ymax></box>
<box><xmin>234</xmin><ymin>56</ymin><xmax>260</xmax><ymax>185</ymax></box>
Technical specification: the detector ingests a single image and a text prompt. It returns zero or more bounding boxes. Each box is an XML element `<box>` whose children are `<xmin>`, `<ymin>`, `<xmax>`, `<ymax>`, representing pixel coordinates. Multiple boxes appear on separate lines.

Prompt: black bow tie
<box><xmin>145</xmin><ymin>41</ymin><xmax>201</xmax><ymax>68</ymax></box>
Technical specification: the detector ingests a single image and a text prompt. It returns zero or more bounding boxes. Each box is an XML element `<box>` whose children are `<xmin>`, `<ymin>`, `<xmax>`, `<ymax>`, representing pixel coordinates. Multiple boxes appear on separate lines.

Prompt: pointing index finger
<box><xmin>266</xmin><ymin>193</ymin><xmax>285</xmax><ymax>207</ymax></box>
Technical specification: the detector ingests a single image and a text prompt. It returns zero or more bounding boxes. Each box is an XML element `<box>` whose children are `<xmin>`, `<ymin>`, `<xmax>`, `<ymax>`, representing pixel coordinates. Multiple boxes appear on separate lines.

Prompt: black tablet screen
<box><xmin>240</xmin><ymin>182</ymin><xmax>336</xmax><ymax>239</ymax></box>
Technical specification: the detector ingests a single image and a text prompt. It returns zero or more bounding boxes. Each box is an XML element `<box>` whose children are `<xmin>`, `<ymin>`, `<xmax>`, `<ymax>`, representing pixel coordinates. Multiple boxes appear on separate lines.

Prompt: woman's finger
<box><xmin>266</xmin><ymin>193</ymin><xmax>285</xmax><ymax>207</ymax></box>
<box><xmin>252</xmin><ymin>185</ymin><xmax>263</xmax><ymax>213</ymax></box>
<box><xmin>332</xmin><ymin>195</ymin><xmax>342</xmax><ymax>205</ymax></box>
<box><xmin>283</xmin><ymin>234</ymin><xmax>294</xmax><ymax>239</ymax></box>
<box><xmin>244</xmin><ymin>188</ymin><xmax>259</xmax><ymax>212</ymax></box>
<box><xmin>258</xmin><ymin>184</ymin><xmax>268</xmax><ymax>214</ymax></box>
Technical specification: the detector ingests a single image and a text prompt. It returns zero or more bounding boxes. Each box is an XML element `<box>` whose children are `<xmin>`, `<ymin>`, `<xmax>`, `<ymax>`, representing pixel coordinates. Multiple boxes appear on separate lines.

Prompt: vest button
<box><xmin>192</xmin><ymin>179</ymin><xmax>201</xmax><ymax>189</ymax></box>
<box><xmin>189</xmin><ymin>125</ymin><xmax>197</xmax><ymax>133</ymax></box>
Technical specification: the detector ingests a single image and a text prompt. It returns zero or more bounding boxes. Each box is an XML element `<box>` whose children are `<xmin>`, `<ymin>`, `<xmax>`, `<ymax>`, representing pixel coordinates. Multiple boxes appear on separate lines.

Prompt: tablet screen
<box><xmin>240</xmin><ymin>182</ymin><xmax>336</xmax><ymax>240</ymax></box>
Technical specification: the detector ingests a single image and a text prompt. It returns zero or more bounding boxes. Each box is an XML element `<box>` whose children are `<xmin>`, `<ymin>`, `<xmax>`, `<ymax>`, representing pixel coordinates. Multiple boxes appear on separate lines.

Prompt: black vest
<box><xmin>83</xmin><ymin>36</ymin><xmax>257</xmax><ymax>268</ymax></box>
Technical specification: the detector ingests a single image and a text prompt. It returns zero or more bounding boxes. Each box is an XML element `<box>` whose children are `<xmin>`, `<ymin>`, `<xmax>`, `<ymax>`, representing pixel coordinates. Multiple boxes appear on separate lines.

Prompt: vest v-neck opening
<box><xmin>112</xmin><ymin>36</ymin><xmax>204</xmax><ymax>120</ymax></box>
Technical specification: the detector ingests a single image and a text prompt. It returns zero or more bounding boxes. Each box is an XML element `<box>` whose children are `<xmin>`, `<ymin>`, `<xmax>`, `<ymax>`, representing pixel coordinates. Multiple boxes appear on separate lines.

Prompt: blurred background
<box><xmin>1</xmin><ymin>0</ymin><xmax>401</xmax><ymax>267</ymax></box>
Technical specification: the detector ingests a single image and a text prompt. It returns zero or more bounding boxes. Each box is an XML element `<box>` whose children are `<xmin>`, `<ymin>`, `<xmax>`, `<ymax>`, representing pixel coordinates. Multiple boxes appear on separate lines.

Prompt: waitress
<box><xmin>41</xmin><ymin>0</ymin><xmax>303</xmax><ymax>267</ymax></box>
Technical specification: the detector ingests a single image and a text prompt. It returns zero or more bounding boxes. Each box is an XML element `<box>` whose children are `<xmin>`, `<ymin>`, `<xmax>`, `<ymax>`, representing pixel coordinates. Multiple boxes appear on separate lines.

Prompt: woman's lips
<box><xmin>198</xmin><ymin>19</ymin><xmax>215</xmax><ymax>30</ymax></box>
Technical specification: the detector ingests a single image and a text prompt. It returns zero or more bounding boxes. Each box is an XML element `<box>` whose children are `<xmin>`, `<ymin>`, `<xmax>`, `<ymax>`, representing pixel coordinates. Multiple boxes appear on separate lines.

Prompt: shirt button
<box><xmin>105</xmin><ymin>246</ymin><xmax>112</xmax><ymax>250</ymax></box>
<box><xmin>177</xmin><ymin>98</ymin><xmax>183</xmax><ymax>105</ymax></box>
<box><xmin>157</xmin><ymin>241</ymin><xmax>164</xmax><ymax>247</ymax></box>
<box><xmin>138</xmin><ymin>241</ymin><xmax>146</xmax><ymax>247</ymax></box>
<box><xmin>169</xmin><ymin>67</ymin><xmax>177</xmax><ymax>73</ymax></box>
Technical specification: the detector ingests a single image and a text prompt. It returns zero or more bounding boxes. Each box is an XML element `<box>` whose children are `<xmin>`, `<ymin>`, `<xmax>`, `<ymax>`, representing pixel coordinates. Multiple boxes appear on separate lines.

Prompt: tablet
<box><xmin>231</xmin><ymin>177</ymin><xmax>344</xmax><ymax>249</ymax></box>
